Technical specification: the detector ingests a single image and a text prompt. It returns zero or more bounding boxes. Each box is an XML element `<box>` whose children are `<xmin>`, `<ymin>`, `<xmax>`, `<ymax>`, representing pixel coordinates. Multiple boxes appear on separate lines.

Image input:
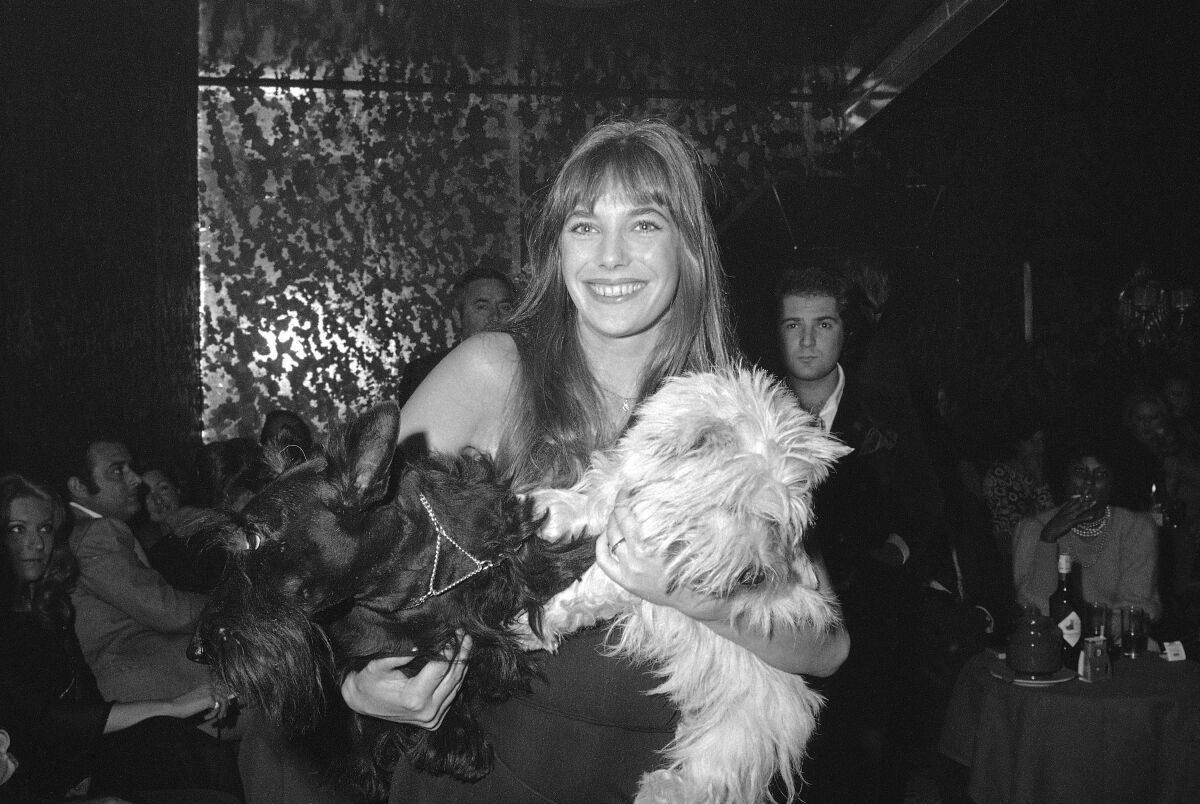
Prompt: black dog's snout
<box><xmin>188</xmin><ymin>623</ymin><xmax>230</xmax><ymax>665</ymax></box>
<box><xmin>187</xmin><ymin>627</ymin><xmax>209</xmax><ymax>664</ymax></box>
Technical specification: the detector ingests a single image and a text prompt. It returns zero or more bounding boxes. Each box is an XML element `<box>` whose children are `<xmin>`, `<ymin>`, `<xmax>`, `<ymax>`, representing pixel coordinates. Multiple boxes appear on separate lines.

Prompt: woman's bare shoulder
<box><xmin>398</xmin><ymin>332</ymin><xmax>519</xmax><ymax>454</ymax></box>
<box><xmin>448</xmin><ymin>331</ymin><xmax>519</xmax><ymax>377</ymax></box>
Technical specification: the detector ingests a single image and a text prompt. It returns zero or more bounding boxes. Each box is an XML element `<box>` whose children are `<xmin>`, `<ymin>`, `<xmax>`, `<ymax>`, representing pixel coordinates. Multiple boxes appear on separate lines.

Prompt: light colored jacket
<box><xmin>69</xmin><ymin>509</ymin><xmax>210</xmax><ymax>701</ymax></box>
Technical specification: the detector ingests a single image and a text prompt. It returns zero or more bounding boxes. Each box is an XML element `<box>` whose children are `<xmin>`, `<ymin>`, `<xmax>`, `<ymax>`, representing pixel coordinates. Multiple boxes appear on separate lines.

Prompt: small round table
<box><xmin>938</xmin><ymin>650</ymin><xmax>1200</xmax><ymax>804</ymax></box>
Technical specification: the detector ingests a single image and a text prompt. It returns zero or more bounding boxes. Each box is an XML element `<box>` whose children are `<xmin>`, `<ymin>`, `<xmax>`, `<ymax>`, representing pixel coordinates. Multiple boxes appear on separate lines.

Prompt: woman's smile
<box><xmin>586</xmin><ymin>281</ymin><xmax>648</xmax><ymax>299</ymax></box>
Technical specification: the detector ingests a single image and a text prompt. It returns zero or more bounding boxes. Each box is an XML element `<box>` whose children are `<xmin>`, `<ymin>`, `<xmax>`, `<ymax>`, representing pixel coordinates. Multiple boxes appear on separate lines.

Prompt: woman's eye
<box><xmin>634</xmin><ymin>220</ymin><xmax>660</xmax><ymax>232</ymax></box>
<box><xmin>569</xmin><ymin>222</ymin><xmax>596</xmax><ymax>234</ymax></box>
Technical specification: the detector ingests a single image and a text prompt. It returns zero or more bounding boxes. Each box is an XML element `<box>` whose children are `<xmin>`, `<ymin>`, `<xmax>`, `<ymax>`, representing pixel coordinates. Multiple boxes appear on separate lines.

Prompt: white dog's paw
<box><xmin>527</xmin><ymin>488</ymin><xmax>591</xmax><ymax>542</ymax></box>
<box><xmin>534</xmin><ymin>567</ymin><xmax>635</xmax><ymax>648</ymax></box>
<box><xmin>510</xmin><ymin>611</ymin><xmax>559</xmax><ymax>652</ymax></box>
<box><xmin>634</xmin><ymin>769</ymin><xmax>690</xmax><ymax>804</ymax></box>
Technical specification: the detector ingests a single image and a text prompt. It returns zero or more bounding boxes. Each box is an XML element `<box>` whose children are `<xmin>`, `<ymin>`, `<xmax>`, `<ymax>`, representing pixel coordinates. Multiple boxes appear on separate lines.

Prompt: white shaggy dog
<box><xmin>528</xmin><ymin>367</ymin><xmax>850</xmax><ymax>804</ymax></box>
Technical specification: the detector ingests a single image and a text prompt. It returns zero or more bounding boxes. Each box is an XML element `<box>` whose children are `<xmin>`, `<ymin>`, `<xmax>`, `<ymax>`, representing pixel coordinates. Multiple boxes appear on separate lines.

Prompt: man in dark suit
<box><xmin>775</xmin><ymin>267</ymin><xmax>956</xmax><ymax>803</ymax></box>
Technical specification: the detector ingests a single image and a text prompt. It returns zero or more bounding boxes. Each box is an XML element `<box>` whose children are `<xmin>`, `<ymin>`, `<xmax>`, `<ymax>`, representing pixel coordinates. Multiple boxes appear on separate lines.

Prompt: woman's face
<box><xmin>142</xmin><ymin>469</ymin><xmax>181</xmax><ymax>521</ymax></box>
<box><xmin>4</xmin><ymin>496</ymin><xmax>55</xmax><ymax>585</ymax></box>
<box><xmin>1065</xmin><ymin>456</ymin><xmax>1113</xmax><ymax>510</ymax></box>
<box><xmin>1129</xmin><ymin>401</ymin><xmax>1167</xmax><ymax>447</ymax></box>
<box><xmin>1018</xmin><ymin>429</ymin><xmax>1046</xmax><ymax>459</ymax></box>
<box><xmin>559</xmin><ymin>191</ymin><xmax>683</xmax><ymax>346</ymax></box>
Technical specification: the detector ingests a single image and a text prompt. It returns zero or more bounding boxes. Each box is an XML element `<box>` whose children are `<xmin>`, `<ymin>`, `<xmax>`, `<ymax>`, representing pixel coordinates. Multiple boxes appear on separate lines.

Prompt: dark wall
<box><xmin>1</xmin><ymin>1</ymin><xmax>200</xmax><ymax>478</ymax></box>
<box><xmin>725</xmin><ymin>0</ymin><xmax>1198</xmax><ymax>437</ymax></box>
<box><xmin>860</xmin><ymin>0</ymin><xmax>1197</xmax><ymax>398</ymax></box>
<box><xmin>2</xmin><ymin>0</ymin><xmax>1193</xmax><ymax>480</ymax></box>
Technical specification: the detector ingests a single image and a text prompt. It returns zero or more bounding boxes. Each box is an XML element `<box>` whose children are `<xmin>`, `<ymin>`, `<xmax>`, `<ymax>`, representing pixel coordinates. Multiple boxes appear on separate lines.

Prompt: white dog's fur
<box><xmin>528</xmin><ymin>367</ymin><xmax>850</xmax><ymax>804</ymax></box>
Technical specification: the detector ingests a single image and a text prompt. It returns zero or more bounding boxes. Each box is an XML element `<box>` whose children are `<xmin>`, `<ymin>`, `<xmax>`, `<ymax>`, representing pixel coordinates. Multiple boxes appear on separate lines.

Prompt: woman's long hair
<box><xmin>0</xmin><ymin>473</ymin><xmax>77</xmax><ymax>631</ymax></box>
<box><xmin>497</xmin><ymin>119</ymin><xmax>740</xmax><ymax>489</ymax></box>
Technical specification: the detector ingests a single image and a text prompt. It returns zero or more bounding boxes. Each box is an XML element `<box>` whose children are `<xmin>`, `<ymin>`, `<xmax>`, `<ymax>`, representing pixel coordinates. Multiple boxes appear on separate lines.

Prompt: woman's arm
<box><xmin>103</xmin><ymin>684</ymin><xmax>226</xmax><ymax>734</ymax></box>
<box><xmin>1036</xmin><ymin>495</ymin><xmax>1097</xmax><ymax>543</ymax></box>
<box><xmin>593</xmin><ymin>499</ymin><xmax>850</xmax><ymax>677</ymax></box>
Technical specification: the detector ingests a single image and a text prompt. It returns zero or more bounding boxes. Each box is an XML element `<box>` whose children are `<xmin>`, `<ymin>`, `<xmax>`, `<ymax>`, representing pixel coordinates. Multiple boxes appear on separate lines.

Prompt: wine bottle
<box><xmin>1048</xmin><ymin>553</ymin><xmax>1083</xmax><ymax>671</ymax></box>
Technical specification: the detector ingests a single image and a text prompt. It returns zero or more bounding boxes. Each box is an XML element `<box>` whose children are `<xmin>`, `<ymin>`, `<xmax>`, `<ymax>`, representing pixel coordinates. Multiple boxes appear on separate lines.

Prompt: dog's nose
<box><xmin>187</xmin><ymin>628</ymin><xmax>207</xmax><ymax>664</ymax></box>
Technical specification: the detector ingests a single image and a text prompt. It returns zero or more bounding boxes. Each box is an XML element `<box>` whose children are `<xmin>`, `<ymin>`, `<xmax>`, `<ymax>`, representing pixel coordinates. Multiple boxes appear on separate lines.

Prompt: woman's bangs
<box><xmin>562</xmin><ymin>147</ymin><xmax>675</xmax><ymax>216</ymax></box>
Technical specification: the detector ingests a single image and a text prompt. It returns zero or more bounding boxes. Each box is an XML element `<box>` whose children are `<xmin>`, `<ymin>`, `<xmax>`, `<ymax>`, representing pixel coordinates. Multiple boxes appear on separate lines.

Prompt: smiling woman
<box><xmin>560</xmin><ymin>194</ymin><xmax>682</xmax><ymax>347</ymax></box>
<box><xmin>331</xmin><ymin>118</ymin><xmax>849</xmax><ymax>804</ymax></box>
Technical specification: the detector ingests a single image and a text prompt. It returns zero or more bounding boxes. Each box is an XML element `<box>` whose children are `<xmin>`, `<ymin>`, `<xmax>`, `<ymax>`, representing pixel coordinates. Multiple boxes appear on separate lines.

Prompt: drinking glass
<box><xmin>1084</xmin><ymin>602</ymin><xmax>1109</xmax><ymax>639</ymax></box>
<box><xmin>1120</xmin><ymin>606</ymin><xmax>1147</xmax><ymax>658</ymax></box>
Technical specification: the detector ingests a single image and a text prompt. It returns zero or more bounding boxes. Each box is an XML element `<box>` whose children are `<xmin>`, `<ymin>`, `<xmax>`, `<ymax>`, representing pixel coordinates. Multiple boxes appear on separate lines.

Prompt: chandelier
<box><xmin>1118</xmin><ymin>267</ymin><xmax>1196</xmax><ymax>351</ymax></box>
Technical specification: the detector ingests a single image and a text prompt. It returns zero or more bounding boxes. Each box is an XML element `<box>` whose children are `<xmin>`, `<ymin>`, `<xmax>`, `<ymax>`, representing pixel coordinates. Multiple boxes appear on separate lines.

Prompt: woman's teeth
<box><xmin>589</xmin><ymin>282</ymin><xmax>645</xmax><ymax>298</ymax></box>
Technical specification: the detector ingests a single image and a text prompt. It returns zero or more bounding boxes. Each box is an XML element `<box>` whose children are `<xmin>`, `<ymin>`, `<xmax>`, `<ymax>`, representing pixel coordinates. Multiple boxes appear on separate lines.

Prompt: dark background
<box><xmin>2</xmin><ymin>0</ymin><xmax>1196</xmax><ymax>479</ymax></box>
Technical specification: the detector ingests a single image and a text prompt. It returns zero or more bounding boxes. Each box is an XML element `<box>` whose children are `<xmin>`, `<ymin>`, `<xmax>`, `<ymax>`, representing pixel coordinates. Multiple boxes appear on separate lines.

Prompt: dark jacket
<box><xmin>812</xmin><ymin>374</ymin><xmax>956</xmax><ymax>594</ymax></box>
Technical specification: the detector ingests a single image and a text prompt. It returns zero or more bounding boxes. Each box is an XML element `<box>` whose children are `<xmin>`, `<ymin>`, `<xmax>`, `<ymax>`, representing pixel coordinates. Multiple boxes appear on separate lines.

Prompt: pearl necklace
<box><xmin>1069</xmin><ymin>506</ymin><xmax>1112</xmax><ymax>567</ymax></box>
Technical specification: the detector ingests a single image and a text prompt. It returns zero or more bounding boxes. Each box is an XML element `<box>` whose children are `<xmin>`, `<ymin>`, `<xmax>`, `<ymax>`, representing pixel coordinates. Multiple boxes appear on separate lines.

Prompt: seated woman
<box><xmin>0</xmin><ymin>473</ymin><xmax>242</xmax><ymax>802</ymax></box>
<box><xmin>1163</xmin><ymin>373</ymin><xmax>1200</xmax><ymax>457</ymax></box>
<box><xmin>982</xmin><ymin>413</ymin><xmax>1055</xmax><ymax>573</ymax></box>
<box><xmin>133</xmin><ymin>464</ymin><xmax>227</xmax><ymax>594</ymax></box>
<box><xmin>1121</xmin><ymin>390</ymin><xmax>1200</xmax><ymax>614</ymax></box>
<box><xmin>1012</xmin><ymin>438</ymin><xmax>1161</xmax><ymax>620</ymax></box>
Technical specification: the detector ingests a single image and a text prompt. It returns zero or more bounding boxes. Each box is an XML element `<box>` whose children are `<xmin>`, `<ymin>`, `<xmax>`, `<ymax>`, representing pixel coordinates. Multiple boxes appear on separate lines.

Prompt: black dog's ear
<box><xmin>342</xmin><ymin>401</ymin><xmax>401</xmax><ymax>507</ymax></box>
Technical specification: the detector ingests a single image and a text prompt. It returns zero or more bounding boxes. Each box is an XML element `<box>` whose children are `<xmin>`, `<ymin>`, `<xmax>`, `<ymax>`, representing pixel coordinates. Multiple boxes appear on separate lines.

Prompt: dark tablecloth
<box><xmin>939</xmin><ymin>650</ymin><xmax>1200</xmax><ymax>804</ymax></box>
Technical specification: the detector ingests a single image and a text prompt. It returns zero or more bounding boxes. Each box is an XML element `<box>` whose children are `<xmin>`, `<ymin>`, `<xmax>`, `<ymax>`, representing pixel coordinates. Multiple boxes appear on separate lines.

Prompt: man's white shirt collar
<box><xmin>816</xmin><ymin>364</ymin><xmax>846</xmax><ymax>432</ymax></box>
<box><xmin>69</xmin><ymin>501</ymin><xmax>103</xmax><ymax>520</ymax></box>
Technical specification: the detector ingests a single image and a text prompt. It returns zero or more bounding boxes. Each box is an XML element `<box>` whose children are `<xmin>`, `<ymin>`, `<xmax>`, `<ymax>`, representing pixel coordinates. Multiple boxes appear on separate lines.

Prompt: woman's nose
<box><xmin>598</xmin><ymin>229</ymin><xmax>628</xmax><ymax>268</ymax></box>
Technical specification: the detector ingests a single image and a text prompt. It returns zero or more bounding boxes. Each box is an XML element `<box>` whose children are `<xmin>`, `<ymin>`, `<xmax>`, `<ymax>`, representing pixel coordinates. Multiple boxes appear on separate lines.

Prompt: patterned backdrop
<box><xmin>198</xmin><ymin>0</ymin><xmax>842</xmax><ymax>439</ymax></box>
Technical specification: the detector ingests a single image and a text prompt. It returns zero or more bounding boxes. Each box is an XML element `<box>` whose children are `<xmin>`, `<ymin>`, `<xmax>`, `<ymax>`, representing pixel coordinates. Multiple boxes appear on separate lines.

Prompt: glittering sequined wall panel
<box><xmin>198</xmin><ymin>1</ymin><xmax>830</xmax><ymax>439</ymax></box>
<box><xmin>199</xmin><ymin>87</ymin><xmax>519</xmax><ymax>438</ymax></box>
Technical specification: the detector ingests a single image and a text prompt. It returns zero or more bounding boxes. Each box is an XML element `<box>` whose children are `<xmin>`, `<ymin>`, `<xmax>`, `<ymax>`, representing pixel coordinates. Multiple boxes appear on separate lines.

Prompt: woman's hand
<box><xmin>169</xmin><ymin>684</ymin><xmax>231</xmax><ymax>721</ymax></box>
<box><xmin>594</xmin><ymin>492</ymin><xmax>849</xmax><ymax>676</ymax></box>
<box><xmin>1040</xmin><ymin>496</ymin><xmax>1102</xmax><ymax>543</ymax></box>
<box><xmin>341</xmin><ymin>636</ymin><xmax>471</xmax><ymax>729</ymax></box>
<box><xmin>593</xmin><ymin>494</ymin><xmax>731</xmax><ymax>623</ymax></box>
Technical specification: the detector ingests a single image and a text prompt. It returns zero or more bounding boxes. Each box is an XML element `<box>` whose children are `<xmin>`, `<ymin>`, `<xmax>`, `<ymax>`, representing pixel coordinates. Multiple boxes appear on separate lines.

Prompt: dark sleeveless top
<box><xmin>0</xmin><ymin>609</ymin><xmax>111</xmax><ymax>797</ymax></box>
<box><xmin>389</xmin><ymin>624</ymin><xmax>678</xmax><ymax>803</ymax></box>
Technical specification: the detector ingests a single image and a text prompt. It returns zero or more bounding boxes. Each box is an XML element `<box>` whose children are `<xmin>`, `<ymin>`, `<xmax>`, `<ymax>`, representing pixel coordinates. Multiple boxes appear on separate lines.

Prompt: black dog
<box><xmin>188</xmin><ymin>401</ymin><xmax>594</xmax><ymax>801</ymax></box>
